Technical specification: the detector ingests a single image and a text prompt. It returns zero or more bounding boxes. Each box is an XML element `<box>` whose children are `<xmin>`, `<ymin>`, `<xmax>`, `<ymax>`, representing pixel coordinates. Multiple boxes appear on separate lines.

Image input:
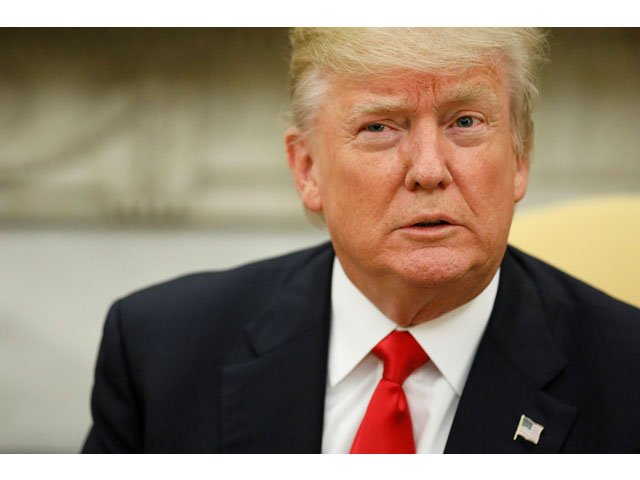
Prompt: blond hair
<box><xmin>289</xmin><ymin>27</ymin><xmax>548</xmax><ymax>160</ymax></box>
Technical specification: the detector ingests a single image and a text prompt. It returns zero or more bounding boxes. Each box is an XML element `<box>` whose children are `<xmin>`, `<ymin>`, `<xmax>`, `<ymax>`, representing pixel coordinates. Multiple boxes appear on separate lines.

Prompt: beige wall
<box><xmin>0</xmin><ymin>28</ymin><xmax>638</xmax><ymax>452</ymax></box>
<box><xmin>526</xmin><ymin>28</ymin><xmax>640</xmax><ymax>206</ymax></box>
<box><xmin>0</xmin><ymin>28</ymin><xmax>299</xmax><ymax>227</ymax></box>
<box><xmin>1</xmin><ymin>28</ymin><xmax>638</xmax><ymax>226</ymax></box>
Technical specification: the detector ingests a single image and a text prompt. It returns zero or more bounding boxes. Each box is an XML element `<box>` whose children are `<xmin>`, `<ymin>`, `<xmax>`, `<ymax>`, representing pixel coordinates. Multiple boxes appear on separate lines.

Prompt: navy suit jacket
<box><xmin>82</xmin><ymin>243</ymin><xmax>640</xmax><ymax>453</ymax></box>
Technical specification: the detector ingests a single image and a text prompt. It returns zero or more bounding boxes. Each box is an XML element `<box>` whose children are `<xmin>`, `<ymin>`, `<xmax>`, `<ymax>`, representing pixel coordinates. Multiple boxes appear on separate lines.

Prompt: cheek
<box><xmin>320</xmin><ymin>149</ymin><xmax>401</xmax><ymax>208</ymax></box>
<box><xmin>480</xmin><ymin>165</ymin><xmax>520</xmax><ymax>245</ymax></box>
<box><xmin>454</xmin><ymin>151</ymin><xmax>518</xmax><ymax>220</ymax></box>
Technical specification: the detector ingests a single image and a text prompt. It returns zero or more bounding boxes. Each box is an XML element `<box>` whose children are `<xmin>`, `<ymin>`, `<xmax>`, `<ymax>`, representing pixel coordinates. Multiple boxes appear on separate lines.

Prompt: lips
<box><xmin>412</xmin><ymin>220</ymin><xmax>450</xmax><ymax>227</ymax></box>
<box><xmin>399</xmin><ymin>215</ymin><xmax>459</xmax><ymax>239</ymax></box>
<box><xmin>405</xmin><ymin>214</ymin><xmax>457</xmax><ymax>228</ymax></box>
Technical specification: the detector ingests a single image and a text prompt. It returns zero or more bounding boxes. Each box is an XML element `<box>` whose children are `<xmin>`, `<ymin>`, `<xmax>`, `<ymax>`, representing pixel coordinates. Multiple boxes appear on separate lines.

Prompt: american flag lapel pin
<box><xmin>513</xmin><ymin>414</ymin><xmax>544</xmax><ymax>445</ymax></box>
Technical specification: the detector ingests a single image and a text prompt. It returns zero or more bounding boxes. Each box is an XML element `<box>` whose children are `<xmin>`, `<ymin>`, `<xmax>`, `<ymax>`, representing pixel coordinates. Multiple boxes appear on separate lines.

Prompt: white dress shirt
<box><xmin>321</xmin><ymin>257</ymin><xmax>499</xmax><ymax>453</ymax></box>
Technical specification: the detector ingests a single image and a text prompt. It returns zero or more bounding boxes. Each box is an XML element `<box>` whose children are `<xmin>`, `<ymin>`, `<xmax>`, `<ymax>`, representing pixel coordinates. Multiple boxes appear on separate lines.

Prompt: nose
<box><xmin>401</xmin><ymin>125</ymin><xmax>453</xmax><ymax>191</ymax></box>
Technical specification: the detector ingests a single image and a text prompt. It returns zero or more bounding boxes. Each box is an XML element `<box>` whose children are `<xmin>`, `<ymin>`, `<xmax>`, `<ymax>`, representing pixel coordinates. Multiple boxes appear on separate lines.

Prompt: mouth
<box><xmin>412</xmin><ymin>220</ymin><xmax>451</xmax><ymax>227</ymax></box>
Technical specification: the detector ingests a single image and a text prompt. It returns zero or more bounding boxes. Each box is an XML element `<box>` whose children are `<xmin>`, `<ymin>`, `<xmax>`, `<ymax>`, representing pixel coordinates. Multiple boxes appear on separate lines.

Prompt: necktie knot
<box><xmin>372</xmin><ymin>330</ymin><xmax>428</xmax><ymax>385</ymax></box>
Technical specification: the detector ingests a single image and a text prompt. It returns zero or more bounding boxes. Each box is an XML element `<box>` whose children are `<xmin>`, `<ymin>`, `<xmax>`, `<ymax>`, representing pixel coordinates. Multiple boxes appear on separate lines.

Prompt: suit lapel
<box><xmin>218</xmin><ymin>244</ymin><xmax>579</xmax><ymax>453</ymax></box>
<box><xmin>219</xmin><ymin>244</ymin><xmax>334</xmax><ymax>453</ymax></box>
<box><xmin>445</xmin><ymin>248</ymin><xmax>578</xmax><ymax>453</ymax></box>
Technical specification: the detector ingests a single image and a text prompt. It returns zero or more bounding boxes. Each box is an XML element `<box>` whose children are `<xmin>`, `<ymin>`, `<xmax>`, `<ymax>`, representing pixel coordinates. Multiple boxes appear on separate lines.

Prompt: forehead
<box><xmin>323</xmin><ymin>66</ymin><xmax>509</xmax><ymax>116</ymax></box>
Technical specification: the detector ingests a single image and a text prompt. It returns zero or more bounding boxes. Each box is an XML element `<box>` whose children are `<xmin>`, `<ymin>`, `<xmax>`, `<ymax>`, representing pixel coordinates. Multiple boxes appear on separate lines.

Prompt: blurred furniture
<box><xmin>509</xmin><ymin>195</ymin><xmax>640</xmax><ymax>308</ymax></box>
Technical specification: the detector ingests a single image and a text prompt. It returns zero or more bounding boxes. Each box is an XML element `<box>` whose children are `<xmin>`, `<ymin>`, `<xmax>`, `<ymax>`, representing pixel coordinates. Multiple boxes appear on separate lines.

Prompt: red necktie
<box><xmin>350</xmin><ymin>330</ymin><xmax>429</xmax><ymax>454</ymax></box>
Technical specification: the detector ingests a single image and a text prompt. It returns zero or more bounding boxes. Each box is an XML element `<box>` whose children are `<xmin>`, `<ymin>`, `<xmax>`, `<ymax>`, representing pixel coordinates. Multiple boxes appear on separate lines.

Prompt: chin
<box><xmin>397</xmin><ymin>263</ymin><xmax>468</xmax><ymax>288</ymax></box>
<box><xmin>391</xmin><ymin>248</ymin><xmax>488</xmax><ymax>289</ymax></box>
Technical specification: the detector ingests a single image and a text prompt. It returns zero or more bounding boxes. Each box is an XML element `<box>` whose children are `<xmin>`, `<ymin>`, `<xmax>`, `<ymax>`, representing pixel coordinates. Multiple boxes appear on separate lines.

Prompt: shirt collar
<box><xmin>328</xmin><ymin>256</ymin><xmax>499</xmax><ymax>395</ymax></box>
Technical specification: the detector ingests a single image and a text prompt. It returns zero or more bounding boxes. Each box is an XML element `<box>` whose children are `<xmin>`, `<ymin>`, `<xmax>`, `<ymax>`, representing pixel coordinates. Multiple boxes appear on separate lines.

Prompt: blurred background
<box><xmin>0</xmin><ymin>28</ymin><xmax>638</xmax><ymax>452</ymax></box>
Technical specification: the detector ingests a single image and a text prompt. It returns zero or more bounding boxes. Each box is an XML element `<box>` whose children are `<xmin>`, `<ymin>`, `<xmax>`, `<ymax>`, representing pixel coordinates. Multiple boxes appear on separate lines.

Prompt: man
<box><xmin>83</xmin><ymin>28</ymin><xmax>640</xmax><ymax>453</ymax></box>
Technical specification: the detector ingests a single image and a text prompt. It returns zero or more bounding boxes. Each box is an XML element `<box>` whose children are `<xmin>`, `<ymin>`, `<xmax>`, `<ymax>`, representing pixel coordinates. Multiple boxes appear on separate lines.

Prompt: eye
<box><xmin>455</xmin><ymin>116</ymin><xmax>476</xmax><ymax>128</ymax></box>
<box><xmin>354</xmin><ymin>120</ymin><xmax>401</xmax><ymax>150</ymax></box>
<box><xmin>364</xmin><ymin>123</ymin><xmax>387</xmax><ymax>133</ymax></box>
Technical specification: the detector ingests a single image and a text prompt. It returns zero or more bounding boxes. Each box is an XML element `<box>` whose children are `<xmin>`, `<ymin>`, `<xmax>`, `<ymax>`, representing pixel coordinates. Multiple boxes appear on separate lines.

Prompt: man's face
<box><xmin>287</xmin><ymin>66</ymin><xmax>529</xmax><ymax>292</ymax></box>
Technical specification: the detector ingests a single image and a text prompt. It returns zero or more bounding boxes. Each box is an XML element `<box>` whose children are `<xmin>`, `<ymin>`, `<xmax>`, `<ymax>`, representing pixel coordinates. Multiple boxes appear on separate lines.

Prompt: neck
<box><xmin>339</xmin><ymin>261</ymin><xmax>499</xmax><ymax>327</ymax></box>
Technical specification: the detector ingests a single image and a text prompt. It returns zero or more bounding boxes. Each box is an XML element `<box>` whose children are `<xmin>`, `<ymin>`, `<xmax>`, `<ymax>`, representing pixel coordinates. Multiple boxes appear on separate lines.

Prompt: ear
<box><xmin>285</xmin><ymin>126</ymin><xmax>323</xmax><ymax>212</ymax></box>
<box><xmin>513</xmin><ymin>155</ymin><xmax>530</xmax><ymax>203</ymax></box>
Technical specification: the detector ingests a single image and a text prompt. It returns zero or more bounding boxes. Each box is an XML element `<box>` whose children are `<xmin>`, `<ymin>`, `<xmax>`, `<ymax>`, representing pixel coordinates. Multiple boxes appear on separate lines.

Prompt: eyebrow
<box><xmin>436</xmin><ymin>82</ymin><xmax>501</xmax><ymax>112</ymax></box>
<box><xmin>348</xmin><ymin>98</ymin><xmax>412</xmax><ymax>119</ymax></box>
<box><xmin>344</xmin><ymin>81</ymin><xmax>502</xmax><ymax>123</ymax></box>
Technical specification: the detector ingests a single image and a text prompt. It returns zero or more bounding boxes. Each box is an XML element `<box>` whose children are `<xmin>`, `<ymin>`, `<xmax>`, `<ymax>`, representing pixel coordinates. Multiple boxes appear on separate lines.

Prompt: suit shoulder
<box><xmin>112</xmin><ymin>241</ymin><xmax>333</xmax><ymax>324</ymax></box>
<box><xmin>507</xmin><ymin>246</ymin><xmax>639</xmax><ymax>314</ymax></box>
<box><xmin>96</xmin><ymin>241</ymin><xmax>334</xmax><ymax>380</ymax></box>
<box><xmin>506</xmin><ymin>245</ymin><xmax>640</xmax><ymax>354</ymax></box>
